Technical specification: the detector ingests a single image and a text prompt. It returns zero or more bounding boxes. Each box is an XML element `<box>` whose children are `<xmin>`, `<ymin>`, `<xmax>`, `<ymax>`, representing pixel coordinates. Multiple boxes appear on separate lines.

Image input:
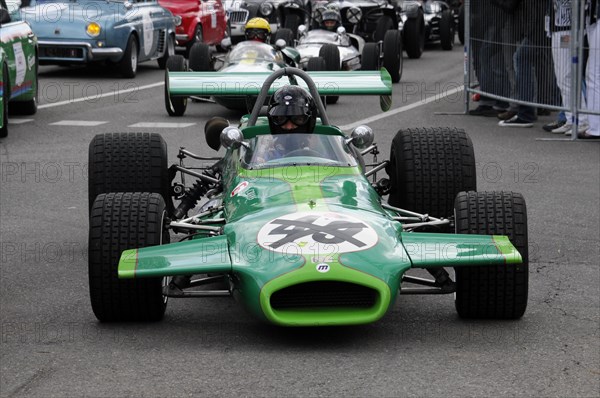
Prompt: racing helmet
<box><xmin>245</xmin><ymin>17</ymin><xmax>271</xmax><ymax>42</ymax></box>
<box><xmin>267</xmin><ymin>86</ymin><xmax>317</xmax><ymax>134</ymax></box>
<box><xmin>321</xmin><ymin>9</ymin><xmax>342</xmax><ymax>31</ymax></box>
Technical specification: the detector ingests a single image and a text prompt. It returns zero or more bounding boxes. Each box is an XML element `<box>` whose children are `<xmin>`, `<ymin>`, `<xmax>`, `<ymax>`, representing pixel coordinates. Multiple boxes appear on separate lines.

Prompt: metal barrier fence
<box><xmin>463</xmin><ymin>0</ymin><xmax>600</xmax><ymax>138</ymax></box>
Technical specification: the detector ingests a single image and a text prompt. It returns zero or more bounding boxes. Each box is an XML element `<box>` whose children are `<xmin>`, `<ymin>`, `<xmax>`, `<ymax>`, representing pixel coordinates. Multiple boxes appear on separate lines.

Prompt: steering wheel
<box><xmin>285</xmin><ymin>148</ymin><xmax>324</xmax><ymax>158</ymax></box>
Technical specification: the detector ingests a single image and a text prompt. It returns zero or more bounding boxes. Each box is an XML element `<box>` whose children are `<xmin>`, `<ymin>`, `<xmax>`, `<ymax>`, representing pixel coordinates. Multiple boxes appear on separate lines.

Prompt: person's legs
<box><xmin>585</xmin><ymin>22</ymin><xmax>600</xmax><ymax>137</ymax></box>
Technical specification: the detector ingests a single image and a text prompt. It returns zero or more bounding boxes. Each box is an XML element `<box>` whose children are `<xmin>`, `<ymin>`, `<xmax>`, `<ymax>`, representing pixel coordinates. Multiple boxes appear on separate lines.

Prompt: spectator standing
<box><xmin>581</xmin><ymin>0</ymin><xmax>600</xmax><ymax>138</ymax></box>
<box><xmin>545</xmin><ymin>0</ymin><xmax>590</xmax><ymax>135</ymax></box>
<box><xmin>469</xmin><ymin>0</ymin><xmax>512</xmax><ymax>116</ymax></box>
<box><xmin>499</xmin><ymin>0</ymin><xmax>555</xmax><ymax>127</ymax></box>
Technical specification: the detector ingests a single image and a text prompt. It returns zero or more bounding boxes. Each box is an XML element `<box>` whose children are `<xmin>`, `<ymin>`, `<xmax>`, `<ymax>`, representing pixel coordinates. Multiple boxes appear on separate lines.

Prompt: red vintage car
<box><xmin>159</xmin><ymin>0</ymin><xmax>227</xmax><ymax>55</ymax></box>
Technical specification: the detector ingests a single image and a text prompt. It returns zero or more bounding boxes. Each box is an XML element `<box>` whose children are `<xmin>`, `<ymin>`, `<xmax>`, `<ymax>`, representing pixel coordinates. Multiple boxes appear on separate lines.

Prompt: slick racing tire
<box><xmin>186</xmin><ymin>24</ymin><xmax>204</xmax><ymax>58</ymax></box>
<box><xmin>0</xmin><ymin>64</ymin><xmax>8</xmax><ymax>138</ymax></box>
<box><xmin>387</xmin><ymin>127</ymin><xmax>476</xmax><ymax>219</ymax></box>
<box><xmin>158</xmin><ymin>34</ymin><xmax>175</xmax><ymax>69</ymax></box>
<box><xmin>402</xmin><ymin>9</ymin><xmax>425</xmax><ymax>59</ymax></box>
<box><xmin>119</xmin><ymin>35</ymin><xmax>138</xmax><ymax>78</ymax></box>
<box><xmin>188</xmin><ymin>42</ymin><xmax>213</xmax><ymax>71</ymax></box>
<box><xmin>319</xmin><ymin>44</ymin><xmax>340</xmax><ymax>104</ymax></box>
<box><xmin>454</xmin><ymin>191</ymin><xmax>529</xmax><ymax>319</ymax></box>
<box><xmin>457</xmin><ymin>5</ymin><xmax>465</xmax><ymax>45</ymax></box>
<box><xmin>383</xmin><ymin>30</ymin><xmax>403</xmax><ymax>83</ymax></box>
<box><xmin>439</xmin><ymin>9</ymin><xmax>455</xmax><ymax>51</ymax></box>
<box><xmin>89</xmin><ymin>192</ymin><xmax>169</xmax><ymax>322</ymax></box>
<box><xmin>275</xmin><ymin>28</ymin><xmax>295</xmax><ymax>47</ymax></box>
<box><xmin>361</xmin><ymin>42</ymin><xmax>380</xmax><ymax>70</ymax></box>
<box><xmin>88</xmin><ymin>132</ymin><xmax>172</xmax><ymax>213</ymax></box>
<box><xmin>165</xmin><ymin>55</ymin><xmax>188</xmax><ymax>116</ymax></box>
<box><xmin>374</xmin><ymin>15</ymin><xmax>394</xmax><ymax>43</ymax></box>
<box><xmin>306</xmin><ymin>57</ymin><xmax>328</xmax><ymax>107</ymax></box>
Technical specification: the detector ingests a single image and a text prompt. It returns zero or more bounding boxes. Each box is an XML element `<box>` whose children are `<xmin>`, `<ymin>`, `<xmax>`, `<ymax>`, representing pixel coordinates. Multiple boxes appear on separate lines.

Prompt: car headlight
<box><xmin>86</xmin><ymin>22</ymin><xmax>101</xmax><ymax>37</ymax></box>
<box><xmin>346</xmin><ymin>7</ymin><xmax>362</xmax><ymax>24</ymax></box>
<box><xmin>260</xmin><ymin>2</ymin><xmax>273</xmax><ymax>16</ymax></box>
<box><xmin>174</xmin><ymin>15</ymin><xmax>182</xmax><ymax>26</ymax></box>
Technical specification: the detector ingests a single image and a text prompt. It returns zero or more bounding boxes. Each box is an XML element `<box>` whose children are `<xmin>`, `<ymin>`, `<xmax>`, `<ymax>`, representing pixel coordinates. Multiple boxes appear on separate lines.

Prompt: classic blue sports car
<box><xmin>17</xmin><ymin>0</ymin><xmax>178</xmax><ymax>77</ymax></box>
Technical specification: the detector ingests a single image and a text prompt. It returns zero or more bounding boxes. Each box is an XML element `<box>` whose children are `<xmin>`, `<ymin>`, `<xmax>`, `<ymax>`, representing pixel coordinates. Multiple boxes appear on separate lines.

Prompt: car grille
<box><xmin>227</xmin><ymin>9</ymin><xmax>249</xmax><ymax>24</ymax></box>
<box><xmin>40</xmin><ymin>46</ymin><xmax>84</xmax><ymax>60</ymax></box>
<box><xmin>270</xmin><ymin>281</ymin><xmax>378</xmax><ymax>309</ymax></box>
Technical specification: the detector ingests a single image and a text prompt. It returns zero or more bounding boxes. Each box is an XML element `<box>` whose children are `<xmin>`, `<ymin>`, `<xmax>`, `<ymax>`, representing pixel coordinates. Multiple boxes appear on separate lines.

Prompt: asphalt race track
<box><xmin>0</xmin><ymin>43</ymin><xmax>599</xmax><ymax>397</ymax></box>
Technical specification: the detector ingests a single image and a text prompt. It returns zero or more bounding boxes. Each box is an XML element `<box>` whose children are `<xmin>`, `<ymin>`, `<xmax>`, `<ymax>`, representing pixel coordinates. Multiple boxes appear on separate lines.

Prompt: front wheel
<box><xmin>319</xmin><ymin>44</ymin><xmax>340</xmax><ymax>104</ymax></box>
<box><xmin>383</xmin><ymin>30</ymin><xmax>403</xmax><ymax>83</ymax></box>
<box><xmin>361</xmin><ymin>42</ymin><xmax>380</xmax><ymax>70</ymax></box>
<box><xmin>439</xmin><ymin>9</ymin><xmax>455</xmax><ymax>51</ymax></box>
<box><xmin>188</xmin><ymin>42</ymin><xmax>213</xmax><ymax>71</ymax></box>
<box><xmin>89</xmin><ymin>192</ymin><xmax>169</xmax><ymax>322</ymax></box>
<box><xmin>119</xmin><ymin>35</ymin><xmax>138</xmax><ymax>78</ymax></box>
<box><xmin>454</xmin><ymin>191</ymin><xmax>529</xmax><ymax>319</ymax></box>
<box><xmin>0</xmin><ymin>64</ymin><xmax>9</xmax><ymax>138</ymax></box>
<box><xmin>165</xmin><ymin>55</ymin><xmax>188</xmax><ymax>117</ymax></box>
<box><xmin>403</xmin><ymin>10</ymin><xmax>425</xmax><ymax>59</ymax></box>
<box><xmin>274</xmin><ymin>28</ymin><xmax>295</xmax><ymax>47</ymax></box>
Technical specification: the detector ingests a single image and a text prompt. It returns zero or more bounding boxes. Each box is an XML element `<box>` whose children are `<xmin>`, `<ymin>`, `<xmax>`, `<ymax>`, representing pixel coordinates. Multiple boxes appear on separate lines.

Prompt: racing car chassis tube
<box><xmin>247</xmin><ymin>67</ymin><xmax>330</xmax><ymax>127</ymax></box>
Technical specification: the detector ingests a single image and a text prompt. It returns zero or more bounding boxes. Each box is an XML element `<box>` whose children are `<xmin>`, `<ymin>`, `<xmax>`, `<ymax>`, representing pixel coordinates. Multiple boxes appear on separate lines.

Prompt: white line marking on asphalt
<box><xmin>128</xmin><ymin>122</ymin><xmax>196</xmax><ymax>128</ymax></box>
<box><xmin>8</xmin><ymin>119</ymin><xmax>34</xmax><ymax>124</ymax></box>
<box><xmin>49</xmin><ymin>120</ymin><xmax>108</xmax><ymax>126</ymax></box>
<box><xmin>38</xmin><ymin>82</ymin><xmax>164</xmax><ymax>109</ymax></box>
<box><xmin>338</xmin><ymin>86</ymin><xmax>465</xmax><ymax>131</ymax></box>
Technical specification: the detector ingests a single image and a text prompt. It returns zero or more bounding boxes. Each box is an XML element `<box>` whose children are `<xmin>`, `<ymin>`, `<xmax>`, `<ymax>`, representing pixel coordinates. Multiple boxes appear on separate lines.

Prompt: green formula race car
<box><xmin>88</xmin><ymin>68</ymin><xmax>528</xmax><ymax>326</ymax></box>
<box><xmin>0</xmin><ymin>0</ymin><xmax>39</xmax><ymax>138</ymax></box>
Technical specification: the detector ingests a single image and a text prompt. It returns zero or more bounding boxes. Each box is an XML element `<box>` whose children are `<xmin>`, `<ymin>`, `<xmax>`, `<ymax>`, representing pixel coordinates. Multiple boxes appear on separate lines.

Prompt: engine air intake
<box><xmin>270</xmin><ymin>281</ymin><xmax>378</xmax><ymax>309</ymax></box>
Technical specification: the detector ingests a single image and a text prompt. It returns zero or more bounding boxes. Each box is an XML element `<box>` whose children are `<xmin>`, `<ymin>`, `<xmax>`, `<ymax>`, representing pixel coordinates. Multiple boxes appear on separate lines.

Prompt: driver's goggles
<box><xmin>270</xmin><ymin>114</ymin><xmax>311</xmax><ymax>126</ymax></box>
<box><xmin>246</xmin><ymin>29</ymin><xmax>268</xmax><ymax>41</ymax></box>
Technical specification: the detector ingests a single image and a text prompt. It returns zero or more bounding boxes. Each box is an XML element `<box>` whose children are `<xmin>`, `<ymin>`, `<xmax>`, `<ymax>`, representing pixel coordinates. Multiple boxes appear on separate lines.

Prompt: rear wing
<box><xmin>166</xmin><ymin>69</ymin><xmax>393</xmax><ymax>111</ymax></box>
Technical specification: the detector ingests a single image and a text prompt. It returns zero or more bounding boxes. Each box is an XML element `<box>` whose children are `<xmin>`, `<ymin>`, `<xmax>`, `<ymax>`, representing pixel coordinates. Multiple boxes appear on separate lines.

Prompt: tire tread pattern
<box><xmin>88</xmin><ymin>133</ymin><xmax>170</xmax><ymax>211</ymax></box>
<box><xmin>89</xmin><ymin>192</ymin><xmax>167</xmax><ymax>321</ymax></box>
<box><xmin>454</xmin><ymin>191</ymin><xmax>528</xmax><ymax>319</ymax></box>
<box><xmin>388</xmin><ymin>127</ymin><xmax>476</xmax><ymax>218</ymax></box>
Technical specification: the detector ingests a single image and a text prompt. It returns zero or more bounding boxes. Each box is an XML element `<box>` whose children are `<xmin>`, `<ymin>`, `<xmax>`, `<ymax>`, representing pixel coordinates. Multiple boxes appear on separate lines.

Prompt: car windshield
<box><xmin>227</xmin><ymin>42</ymin><xmax>281</xmax><ymax>64</ymax></box>
<box><xmin>242</xmin><ymin>133</ymin><xmax>358</xmax><ymax>168</ymax></box>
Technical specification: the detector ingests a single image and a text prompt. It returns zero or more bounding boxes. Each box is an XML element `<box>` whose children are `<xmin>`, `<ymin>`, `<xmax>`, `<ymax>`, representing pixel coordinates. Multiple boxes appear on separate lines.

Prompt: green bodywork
<box><xmin>0</xmin><ymin>0</ymin><xmax>38</xmax><ymax>130</ymax></box>
<box><xmin>119</xmin><ymin>72</ymin><xmax>523</xmax><ymax>326</ymax></box>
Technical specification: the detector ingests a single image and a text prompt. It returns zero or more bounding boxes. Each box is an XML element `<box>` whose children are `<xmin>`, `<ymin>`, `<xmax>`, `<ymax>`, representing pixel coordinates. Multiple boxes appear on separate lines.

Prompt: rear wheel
<box><xmin>165</xmin><ymin>55</ymin><xmax>188</xmax><ymax>116</ymax></box>
<box><xmin>188</xmin><ymin>42</ymin><xmax>213</xmax><ymax>71</ymax></box>
<box><xmin>374</xmin><ymin>15</ymin><xmax>394</xmax><ymax>43</ymax></box>
<box><xmin>439</xmin><ymin>9</ymin><xmax>455</xmax><ymax>50</ymax></box>
<box><xmin>454</xmin><ymin>191</ymin><xmax>529</xmax><ymax>319</ymax></box>
<box><xmin>158</xmin><ymin>34</ymin><xmax>175</xmax><ymax>69</ymax></box>
<box><xmin>88</xmin><ymin>132</ymin><xmax>171</xmax><ymax>213</ymax></box>
<box><xmin>319</xmin><ymin>44</ymin><xmax>340</xmax><ymax>104</ymax></box>
<box><xmin>403</xmin><ymin>10</ymin><xmax>425</xmax><ymax>59</ymax></box>
<box><xmin>119</xmin><ymin>35</ymin><xmax>138</xmax><ymax>78</ymax></box>
<box><xmin>361</xmin><ymin>42</ymin><xmax>380</xmax><ymax>70</ymax></box>
<box><xmin>89</xmin><ymin>192</ymin><xmax>169</xmax><ymax>322</ymax></box>
<box><xmin>383</xmin><ymin>30</ymin><xmax>403</xmax><ymax>83</ymax></box>
<box><xmin>387</xmin><ymin>127</ymin><xmax>476</xmax><ymax>219</ymax></box>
